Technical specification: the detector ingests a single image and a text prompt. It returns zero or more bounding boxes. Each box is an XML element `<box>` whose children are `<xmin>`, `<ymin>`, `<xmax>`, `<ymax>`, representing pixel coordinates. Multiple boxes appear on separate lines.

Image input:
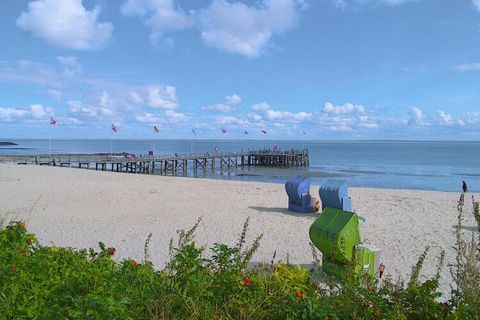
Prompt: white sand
<box><xmin>1</xmin><ymin>164</ymin><xmax>478</xmax><ymax>296</ymax></box>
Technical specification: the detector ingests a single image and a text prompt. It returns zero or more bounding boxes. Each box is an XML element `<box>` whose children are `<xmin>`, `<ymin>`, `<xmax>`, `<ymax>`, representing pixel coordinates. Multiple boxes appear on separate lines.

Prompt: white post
<box><xmin>110</xmin><ymin>131</ymin><xmax>113</xmax><ymax>156</ymax></box>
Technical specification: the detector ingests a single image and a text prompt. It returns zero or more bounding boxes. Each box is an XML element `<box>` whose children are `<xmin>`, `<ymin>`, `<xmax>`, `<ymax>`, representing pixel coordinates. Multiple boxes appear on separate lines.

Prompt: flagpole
<box><xmin>49</xmin><ymin>123</ymin><xmax>52</xmax><ymax>158</ymax></box>
<box><xmin>110</xmin><ymin>129</ymin><xmax>113</xmax><ymax>156</ymax></box>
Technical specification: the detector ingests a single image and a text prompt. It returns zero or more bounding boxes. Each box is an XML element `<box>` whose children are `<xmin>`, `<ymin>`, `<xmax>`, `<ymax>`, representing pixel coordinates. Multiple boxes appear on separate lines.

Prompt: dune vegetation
<box><xmin>1</xmin><ymin>192</ymin><xmax>479</xmax><ymax>319</ymax></box>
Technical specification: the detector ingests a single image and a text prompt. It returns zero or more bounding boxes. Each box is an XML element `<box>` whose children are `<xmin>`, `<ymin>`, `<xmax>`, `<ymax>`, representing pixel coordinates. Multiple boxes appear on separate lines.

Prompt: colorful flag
<box><xmin>302</xmin><ymin>131</ymin><xmax>307</xmax><ymax>135</ymax></box>
<box><xmin>153</xmin><ymin>126</ymin><xmax>159</xmax><ymax>133</ymax></box>
<box><xmin>221</xmin><ymin>128</ymin><xmax>227</xmax><ymax>134</ymax></box>
<box><xmin>244</xmin><ymin>130</ymin><xmax>249</xmax><ymax>135</ymax></box>
<box><xmin>192</xmin><ymin>129</ymin><xmax>197</xmax><ymax>136</ymax></box>
<box><xmin>261</xmin><ymin>130</ymin><xmax>268</xmax><ymax>134</ymax></box>
<box><xmin>111</xmin><ymin>124</ymin><xmax>118</xmax><ymax>133</ymax></box>
<box><xmin>49</xmin><ymin>116</ymin><xmax>57</xmax><ymax>125</ymax></box>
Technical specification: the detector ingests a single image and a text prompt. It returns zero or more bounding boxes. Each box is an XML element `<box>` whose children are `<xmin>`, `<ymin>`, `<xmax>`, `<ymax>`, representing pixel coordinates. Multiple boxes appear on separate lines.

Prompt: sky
<box><xmin>0</xmin><ymin>0</ymin><xmax>480</xmax><ymax>140</ymax></box>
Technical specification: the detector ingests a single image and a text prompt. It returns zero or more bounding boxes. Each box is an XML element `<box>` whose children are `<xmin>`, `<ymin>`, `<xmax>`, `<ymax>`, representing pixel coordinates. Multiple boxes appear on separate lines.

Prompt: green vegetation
<box><xmin>1</xmin><ymin>193</ymin><xmax>479</xmax><ymax>319</ymax></box>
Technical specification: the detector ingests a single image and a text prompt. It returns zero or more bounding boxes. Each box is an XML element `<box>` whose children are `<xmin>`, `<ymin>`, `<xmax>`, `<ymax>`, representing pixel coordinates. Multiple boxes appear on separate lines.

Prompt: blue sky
<box><xmin>0</xmin><ymin>0</ymin><xmax>479</xmax><ymax>140</ymax></box>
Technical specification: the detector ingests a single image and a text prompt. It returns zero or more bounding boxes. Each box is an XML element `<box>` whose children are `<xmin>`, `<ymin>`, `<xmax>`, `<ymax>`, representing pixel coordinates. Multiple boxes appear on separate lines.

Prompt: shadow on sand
<box><xmin>249</xmin><ymin>206</ymin><xmax>317</xmax><ymax>218</ymax></box>
<box><xmin>452</xmin><ymin>225</ymin><xmax>479</xmax><ymax>232</ymax></box>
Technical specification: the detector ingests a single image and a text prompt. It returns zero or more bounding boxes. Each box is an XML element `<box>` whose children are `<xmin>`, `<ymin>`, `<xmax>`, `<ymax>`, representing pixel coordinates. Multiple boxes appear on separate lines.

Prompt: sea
<box><xmin>1</xmin><ymin>139</ymin><xmax>479</xmax><ymax>192</ymax></box>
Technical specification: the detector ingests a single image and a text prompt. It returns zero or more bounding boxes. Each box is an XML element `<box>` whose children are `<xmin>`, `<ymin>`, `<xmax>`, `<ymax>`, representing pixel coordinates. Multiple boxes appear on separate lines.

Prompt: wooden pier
<box><xmin>0</xmin><ymin>149</ymin><xmax>309</xmax><ymax>176</ymax></box>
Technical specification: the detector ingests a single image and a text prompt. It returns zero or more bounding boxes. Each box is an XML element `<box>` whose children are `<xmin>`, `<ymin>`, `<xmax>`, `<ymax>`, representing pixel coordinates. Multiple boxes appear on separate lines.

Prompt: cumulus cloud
<box><xmin>164</xmin><ymin>110</ymin><xmax>190</xmax><ymax>122</ymax></box>
<box><xmin>407</xmin><ymin>106</ymin><xmax>424</xmax><ymax>125</ymax></box>
<box><xmin>30</xmin><ymin>104</ymin><xmax>52</xmax><ymax>119</ymax></box>
<box><xmin>436</xmin><ymin>111</ymin><xmax>453</xmax><ymax>125</ymax></box>
<box><xmin>216</xmin><ymin>115</ymin><xmax>249</xmax><ymax>126</ymax></box>
<box><xmin>135</xmin><ymin>112</ymin><xmax>162</xmax><ymax>123</ymax></box>
<box><xmin>17</xmin><ymin>0</ymin><xmax>113</xmax><ymax>50</ymax></box>
<box><xmin>128</xmin><ymin>91</ymin><xmax>144</xmax><ymax>105</ymax></box>
<box><xmin>147</xmin><ymin>85</ymin><xmax>178</xmax><ymax>109</ymax></box>
<box><xmin>322</xmin><ymin>102</ymin><xmax>365</xmax><ymax>114</ymax></box>
<box><xmin>98</xmin><ymin>91</ymin><xmax>115</xmax><ymax>116</ymax></box>
<box><xmin>68</xmin><ymin>100</ymin><xmax>98</xmax><ymax>117</ymax></box>
<box><xmin>251</xmin><ymin>102</ymin><xmax>271</xmax><ymax>111</ymax></box>
<box><xmin>198</xmin><ymin>0</ymin><xmax>302</xmax><ymax>57</ymax></box>
<box><xmin>121</xmin><ymin>0</ymin><xmax>193</xmax><ymax>43</ymax></box>
<box><xmin>203</xmin><ymin>94</ymin><xmax>241</xmax><ymax>112</ymax></box>
<box><xmin>249</xmin><ymin>102</ymin><xmax>312</xmax><ymax>122</ymax></box>
<box><xmin>0</xmin><ymin>104</ymin><xmax>54</xmax><ymax>122</ymax></box>
<box><xmin>136</xmin><ymin>110</ymin><xmax>189</xmax><ymax>124</ymax></box>
<box><xmin>456</xmin><ymin>63</ymin><xmax>480</xmax><ymax>72</ymax></box>
<box><xmin>0</xmin><ymin>107</ymin><xmax>29</xmax><ymax>121</ymax></box>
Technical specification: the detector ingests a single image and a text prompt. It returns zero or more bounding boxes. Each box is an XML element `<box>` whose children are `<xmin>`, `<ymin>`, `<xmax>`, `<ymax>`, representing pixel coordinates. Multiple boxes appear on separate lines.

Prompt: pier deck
<box><xmin>0</xmin><ymin>149</ymin><xmax>309</xmax><ymax>176</ymax></box>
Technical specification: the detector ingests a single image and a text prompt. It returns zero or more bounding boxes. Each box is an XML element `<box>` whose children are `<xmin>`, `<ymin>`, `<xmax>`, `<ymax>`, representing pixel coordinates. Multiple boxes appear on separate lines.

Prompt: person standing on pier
<box><xmin>462</xmin><ymin>180</ymin><xmax>468</xmax><ymax>193</ymax></box>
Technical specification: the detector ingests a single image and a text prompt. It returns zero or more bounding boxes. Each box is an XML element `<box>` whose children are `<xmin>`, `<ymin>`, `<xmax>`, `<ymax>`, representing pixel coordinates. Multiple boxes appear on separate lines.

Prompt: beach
<box><xmin>1</xmin><ymin>164</ymin><xmax>478</xmax><ymax>296</ymax></box>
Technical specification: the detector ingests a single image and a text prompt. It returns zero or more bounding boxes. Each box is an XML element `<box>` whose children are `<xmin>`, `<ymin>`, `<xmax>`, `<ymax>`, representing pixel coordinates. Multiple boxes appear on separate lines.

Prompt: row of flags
<box><xmin>49</xmin><ymin>117</ymin><xmax>308</xmax><ymax>136</ymax></box>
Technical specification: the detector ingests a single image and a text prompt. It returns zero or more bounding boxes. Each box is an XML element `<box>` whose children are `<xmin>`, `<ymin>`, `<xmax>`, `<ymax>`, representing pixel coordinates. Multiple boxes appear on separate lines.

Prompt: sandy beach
<box><xmin>1</xmin><ymin>164</ymin><xmax>478</xmax><ymax>296</ymax></box>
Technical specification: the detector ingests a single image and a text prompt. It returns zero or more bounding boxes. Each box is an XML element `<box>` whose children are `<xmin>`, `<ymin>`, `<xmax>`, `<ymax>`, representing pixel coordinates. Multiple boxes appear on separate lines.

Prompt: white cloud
<box><xmin>68</xmin><ymin>100</ymin><xmax>98</xmax><ymax>117</ymax></box>
<box><xmin>247</xmin><ymin>112</ymin><xmax>263</xmax><ymax>121</ymax></box>
<box><xmin>265</xmin><ymin>109</ymin><xmax>311</xmax><ymax>121</ymax></box>
<box><xmin>128</xmin><ymin>91</ymin><xmax>144</xmax><ymax>105</ymax></box>
<box><xmin>17</xmin><ymin>0</ymin><xmax>113</xmax><ymax>50</ymax></box>
<box><xmin>328</xmin><ymin>125</ymin><xmax>354</xmax><ymax>132</ymax></box>
<box><xmin>202</xmin><ymin>94</ymin><xmax>242</xmax><ymax>112</ymax></box>
<box><xmin>147</xmin><ymin>85</ymin><xmax>178</xmax><ymax>109</ymax></box>
<box><xmin>456</xmin><ymin>63</ymin><xmax>480</xmax><ymax>72</ymax></box>
<box><xmin>407</xmin><ymin>107</ymin><xmax>424</xmax><ymax>125</ymax></box>
<box><xmin>99</xmin><ymin>91</ymin><xmax>113</xmax><ymax>109</ymax></box>
<box><xmin>30</xmin><ymin>104</ymin><xmax>51</xmax><ymax>119</ymax></box>
<box><xmin>136</xmin><ymin>112</ymin><xmax>162</xmax><ymax>123</ymax></box>
<box><xmin>0</xmin><ymin>104</ymin><xmax>54</xmax><ymax>122</ymax></box>
<box><xmin>48</xmin><ymin>89</ymin><xmax>62</xmax><ymax>100</ymax></box>
<box><xmin>249</xmin><ymin>101</ymin><xmax>312</xmax><ymax>122</ymax></box>
<box><xmin>0</xmin><ymin>107</ymin><xmax>29</xmax><ymax>121</ymax></box>
<box><xmin>216</xmin><ymin>115</ymin><xmax>249</xmax><ymax>126</ymax></box>
<box><xmin>121</xmin><ymin>0</ymin><xmax>193</xmax><ymax>43</ymax></box>
<box><xmin>437</xmin><ymin>111</ymin><xmax>453</xmax><ymax>125</ymax></box>
<box><xmin>251</xmin><ymin>102</ymin><xmax>271</xmax><ymax>111</ymax></box>
<box><xmin>136</xmin><ymin>110</ymin><xmax>190</xmax><ymax>124</ymax></box>
<box><xmin>224</xmin><ymin>94</ymin><xmax>241</xmax><ymax>106</ymax></box>
<box><xmin>198</xmin><ymin>0</ymin><xmax>301</xmax><ymax>57</ymax></box>
<box><xmin>322</xmin><ymin>102</ymin><xmax>365</xmax><ymax>114</ymax></box>
<box><xmin>465</xmin><ymin>112</ymin><xmax>480</xmax><ymax>124</ymax></box>
<box><xmin>56</xmin><ymin>56</ymin><xmax>81</xmax><ymax>76</ymax></box>
<box><xmin>164</xmin><ymin>110</ymin><xmax>190</xmax><ymax>122</ymax></box>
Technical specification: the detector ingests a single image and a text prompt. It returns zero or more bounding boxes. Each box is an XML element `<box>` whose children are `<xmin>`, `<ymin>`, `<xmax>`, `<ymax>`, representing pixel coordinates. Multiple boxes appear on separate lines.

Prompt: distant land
<box><xmin>0</xmin><ymin>142</ymin><xmax>17</xmax><ymax>146</ymax></box>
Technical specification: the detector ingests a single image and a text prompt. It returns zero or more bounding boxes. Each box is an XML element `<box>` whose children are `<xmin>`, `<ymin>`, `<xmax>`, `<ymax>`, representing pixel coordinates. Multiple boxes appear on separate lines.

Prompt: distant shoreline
<box><xmin>0</xmin><ymin>142</ymin><xmax>17</xmax><ymax>146</ymax></box>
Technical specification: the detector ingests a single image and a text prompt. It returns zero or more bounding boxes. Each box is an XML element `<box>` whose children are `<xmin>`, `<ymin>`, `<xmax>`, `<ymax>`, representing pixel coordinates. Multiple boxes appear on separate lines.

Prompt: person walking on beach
<box><xmin>462</xmin><ymin>180</ymin><xmax>468</xmax><ymax>193</ymax></box>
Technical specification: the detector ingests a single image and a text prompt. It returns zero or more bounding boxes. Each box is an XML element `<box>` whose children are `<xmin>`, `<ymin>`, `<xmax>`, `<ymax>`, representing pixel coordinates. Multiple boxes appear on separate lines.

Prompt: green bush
<box><xmin>1</xmin><ymin>191</ymin><xmax>479</xmax><ymax>320</ymax></box>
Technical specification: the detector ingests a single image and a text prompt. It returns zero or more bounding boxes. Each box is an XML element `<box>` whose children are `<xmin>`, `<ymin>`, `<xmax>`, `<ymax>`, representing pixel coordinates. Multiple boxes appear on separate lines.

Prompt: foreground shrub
<box><xmin>1</xmin><ymin>190</ymin><xmax>479</xmax><ymax>319</ymax></box>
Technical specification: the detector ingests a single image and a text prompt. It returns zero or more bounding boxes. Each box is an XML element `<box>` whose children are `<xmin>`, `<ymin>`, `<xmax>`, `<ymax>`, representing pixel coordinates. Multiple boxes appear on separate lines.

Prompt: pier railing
<box><xmin>0</xmin><ymin>148</ymin><xmax>309</xmax><ymax>175</ymax></box>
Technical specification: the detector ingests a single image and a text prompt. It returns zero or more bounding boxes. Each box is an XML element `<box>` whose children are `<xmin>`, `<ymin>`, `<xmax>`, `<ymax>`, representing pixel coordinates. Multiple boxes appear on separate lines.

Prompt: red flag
<box><xmin>111</xmin><ymin>124</ymin><xmax>118</xmax><ymax>133</ymax></box>
<box><xmin>261</xmin><ymin>130</ymin><xmax>267</xmax><ymax>134</ymax></box>
<box><xmin>50</xmin><ymin>116</ymin><xmax>57</xmax><ymax>125</ymax></box>
<box><xmin>221</xmin><ymin>128</ymin><xmax>227</xmax><ymax>134</ymax></box>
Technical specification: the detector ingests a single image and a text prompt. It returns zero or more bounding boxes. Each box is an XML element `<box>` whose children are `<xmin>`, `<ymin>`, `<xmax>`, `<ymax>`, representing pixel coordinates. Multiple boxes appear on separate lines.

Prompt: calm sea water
<box><xmin>1</xmin><ymin>139</ymin><xmax>479</xmax><ymax>192</ymax></box>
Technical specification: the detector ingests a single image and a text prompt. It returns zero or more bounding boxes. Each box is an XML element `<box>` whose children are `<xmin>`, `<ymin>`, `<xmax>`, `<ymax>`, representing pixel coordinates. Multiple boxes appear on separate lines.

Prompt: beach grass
<box><xmin>1</xmin><ymin>192</ymin><xmax>479</xmax><ymax>319</ymax></box>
